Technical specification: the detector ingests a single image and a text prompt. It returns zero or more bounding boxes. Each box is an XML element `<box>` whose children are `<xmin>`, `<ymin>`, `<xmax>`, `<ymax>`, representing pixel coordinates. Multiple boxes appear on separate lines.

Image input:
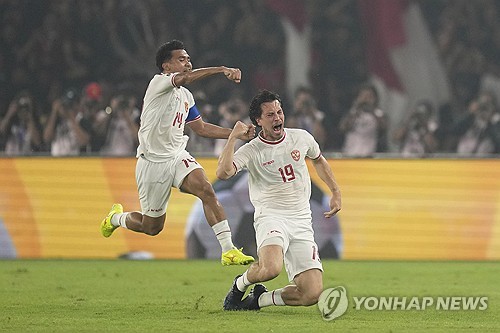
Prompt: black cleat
<box><xmin>241</xmin><ymin>284</ymin><xmax>267</xmax><ymax>310</ymax></box>
<box><xmin>223</xmin><ymin>275</ymin><xmax>245</xmax><ymax>311</ymax></box>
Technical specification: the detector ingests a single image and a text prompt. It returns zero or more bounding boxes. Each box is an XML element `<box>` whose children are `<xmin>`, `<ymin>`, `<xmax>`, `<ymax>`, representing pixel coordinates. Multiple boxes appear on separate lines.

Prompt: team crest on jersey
<box><xmin>184</xmin><ymin>102</ymin><xmax>189</xmax><ymax>112</ymax></box>
<box><xmin>291</xmin><ymin>149</ymin><xmax>300</xmax><ymax>161</ymax></box>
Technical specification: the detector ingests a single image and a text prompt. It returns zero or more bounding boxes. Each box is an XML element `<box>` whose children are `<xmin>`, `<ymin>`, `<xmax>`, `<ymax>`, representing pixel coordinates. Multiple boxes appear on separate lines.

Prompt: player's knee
<box><xmin>143</xmin><ymin>217</ymin><xmax>165</xmax><ymax>236</ymax></box>
<box><xmin>144</xmin><ymin>224</ymin><xmax>163</xmax><ymax>236</ymax></box>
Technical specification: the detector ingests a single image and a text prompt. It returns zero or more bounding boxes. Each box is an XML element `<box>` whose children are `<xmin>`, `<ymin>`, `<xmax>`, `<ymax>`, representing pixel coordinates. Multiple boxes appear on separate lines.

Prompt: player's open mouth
<box><xmin>273</xmin><ymin>124</ymin><xmax>282</xmax><ymax>132</ymax></box>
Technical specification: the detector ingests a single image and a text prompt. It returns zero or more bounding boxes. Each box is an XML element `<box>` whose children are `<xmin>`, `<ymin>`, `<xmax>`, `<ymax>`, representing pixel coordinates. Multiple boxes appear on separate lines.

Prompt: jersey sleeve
<box><xmin>233</xmin><ymin>143</ymin><xmax>253</xmax><ymax>173</ymax></box>
<box><xmin>185</xmin><ymin>89</ymin><xmax>200</xmax><ymax>123</ymax></box>
<box><xmin>304</xmin><ymin>130</ymin><xmax>322</xmax><ymax>160</ymax></box>
<box><xmin>151</xmin><ymin>73</ymin><xmax>177</xmax><ymax>94</ymax></box>
<box><xmin>186</xmin><ymin>105</ymin><xmax>201</xmax><ymax>123</ymax></box>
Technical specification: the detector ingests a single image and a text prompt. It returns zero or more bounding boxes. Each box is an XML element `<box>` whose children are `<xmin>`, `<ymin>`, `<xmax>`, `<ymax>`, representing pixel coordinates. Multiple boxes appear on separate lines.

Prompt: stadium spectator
<box><xmin>339</xmin><ymin>84</ymin><xmax>388</xmax><ymax>157</ymax></box>
<box><xmin>96</xmin><ymin>93</ymin><xmax>140</xmax><ymax>156</ymax></box>
<box><xmin>0</xmin><ymin>91</ymin><xmax>42</xmax><ymax>155</ymax></box>
<box><xmin>286</xmin><ymin>86</ymin><xmax>327</xmax><ymax>148</ymax></box>
<box><xmin>480</xmin><ymin>61</ymin><xmax>500</xmax><ymax>110</ymax></box>
<box><xmin>2</xmin><ymin>1</ymin><xmax>500</xmax><ymax>155</ymax></box>
<box><xmin>393</xmin><ymin>101</ymin><xmax>439</xmax><ymax>157</ymax></box>
<box><xmin>43</xmin><ymin>89</ymin><xmax>92</xmax><ymax>156</ymax></box>
<box><xmin>78</xmin><ymin>82</ymin><xmax>108</xmax><ymax>153</ymax></box>
<box><xmin>452</xmin><ymin>92</ymin><xmax>500</xmax><ymax>156</ymax></box>
<box><xmin>99</xmin><ymin>40</ymin><xmax>255</xmax><ymax>266</ymax></box>
<box><xmin>217</xmin><ymin>89</ymin><xmax>341</xmax><ymax>311</ymax></box>
<box><xmin>214</xmin><ymin>94</ymin><xmax>250</xmax><ymax>155</ymax></box>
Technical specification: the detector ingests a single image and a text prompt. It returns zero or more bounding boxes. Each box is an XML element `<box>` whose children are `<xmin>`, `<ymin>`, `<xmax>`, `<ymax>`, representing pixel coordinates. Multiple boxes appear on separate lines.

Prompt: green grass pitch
<box><xmin>1</xmin><ymin>260</ymin><xmax>498</xmax><ymax>332</ymax></box>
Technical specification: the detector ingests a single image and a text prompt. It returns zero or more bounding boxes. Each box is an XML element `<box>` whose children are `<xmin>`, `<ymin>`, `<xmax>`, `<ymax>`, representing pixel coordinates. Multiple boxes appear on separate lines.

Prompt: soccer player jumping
<box><xmin>100</xmin><ymin>40</ymin><xmax>255</xmax><ymax>266</ymax></box>
<box><xmin>217</xmin><ymin>90</ymin><xmax>342</xmax><ymax>310</ymax></box>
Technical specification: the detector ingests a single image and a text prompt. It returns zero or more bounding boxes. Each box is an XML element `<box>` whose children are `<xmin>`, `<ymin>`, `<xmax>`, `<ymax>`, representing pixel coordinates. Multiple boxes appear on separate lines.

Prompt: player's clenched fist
<box><xmin>230</xmin><ymin>121</ymin><xmax>253</xmax><ymax>140</ymax></box>
<box><xmin>242</xmin><ymin>123</ymin><xmax>255</xmax><ymax>141</ymax></box>
<box><xmin>223</xmin><ymin>67</ymin><xmax>242</xmax><ymax>83</ymax></box>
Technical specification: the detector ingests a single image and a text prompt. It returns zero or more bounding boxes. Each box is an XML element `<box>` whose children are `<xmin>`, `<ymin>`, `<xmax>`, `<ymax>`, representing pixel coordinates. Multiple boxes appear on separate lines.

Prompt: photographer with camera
<box><xmin>43</xmin><ymin>89</ymin><xmax>92</xmax><ymax>156</ymax></box>
<box><xmin>453</xmin><ymin>92</ymin><xmax>500</xmax><ymax>156</ymax></box>
<box><xmin>0</xmin><ymin>92</ymin><xmax>42</xmax><ymax>155</ymax></box>
<box><xmin>393</xmin><ymin>100</ymin><xmax>438</xmax><ymax>157</ymax></box>
<box><xmin>339</xmin><ymin>84</ymin><xmax>388</xmax><ymax>157</ymax></box>
<box><xmin>95</xmin><ymin>93</ymin><xmax>140</xmax><ymax>156</ymax></box>
<box><xmin>286</xmin><ymin>87</ymin><xmax>327</xmax><ymax>148</ymax></box>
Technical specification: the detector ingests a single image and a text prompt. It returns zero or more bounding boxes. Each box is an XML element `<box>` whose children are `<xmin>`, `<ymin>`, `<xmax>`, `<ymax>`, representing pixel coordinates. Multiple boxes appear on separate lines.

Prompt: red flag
<box><xmin>358</xmin><ymin>0</ymin><xmax>408</xmax><ymax>91</ymax></box>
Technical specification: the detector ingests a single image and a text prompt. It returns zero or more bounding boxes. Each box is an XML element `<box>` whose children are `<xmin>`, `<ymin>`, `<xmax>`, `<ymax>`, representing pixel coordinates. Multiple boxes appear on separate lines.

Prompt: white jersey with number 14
<box><xmin>233</xmin><ymin>128</ymin><xmax>321</xmax><ymax>219</ymax></box>
<box><xmin>136</xmin><ymin>73</ymin><xmax>201</xmax><ymax>162</ymax></box>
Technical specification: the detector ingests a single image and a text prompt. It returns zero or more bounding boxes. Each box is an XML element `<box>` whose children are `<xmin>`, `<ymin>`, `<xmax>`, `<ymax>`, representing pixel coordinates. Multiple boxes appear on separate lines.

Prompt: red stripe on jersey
<box><xmin>185</xmin><ymin>115</ymin><xmax>201</xmax><ymax>124</ymax></box>
<box><xmin>258</xmin><ymin>131</ymin><xmax>286</xmax><ymax>145</ymax></box>
<box><xmin>171</xmin><ymin>73</ymin><xmax>179</xmax><ymax>88</ymax></box>
<box><xmin>312</xmin><ymin>152</ymin><xmax>322</xmax><ymax>160</ymax></box>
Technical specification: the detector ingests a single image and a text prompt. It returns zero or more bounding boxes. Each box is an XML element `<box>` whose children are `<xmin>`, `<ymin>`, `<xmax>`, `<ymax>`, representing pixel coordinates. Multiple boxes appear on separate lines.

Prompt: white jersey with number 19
<box><xmin>233</xmin><ymin>128</ymin><xmax>322</xmax><ymax>219</ymax></box>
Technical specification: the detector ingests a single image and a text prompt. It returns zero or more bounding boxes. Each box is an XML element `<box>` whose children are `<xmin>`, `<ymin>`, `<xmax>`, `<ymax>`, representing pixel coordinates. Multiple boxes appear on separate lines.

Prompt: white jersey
<box><xmin>137</xmin><ymin>73</ymin><xmax>200</xmax><ymax>162</ymax></box>
<box><xmin>233</xmin><ymin>128</ymin><xmax>321</xmax><ymax>219</ymax></box>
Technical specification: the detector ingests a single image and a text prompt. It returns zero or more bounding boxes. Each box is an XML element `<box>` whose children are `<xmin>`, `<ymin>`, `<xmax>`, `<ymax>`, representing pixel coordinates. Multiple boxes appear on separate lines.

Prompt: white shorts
<box><xmin>135</xmin><ymin>150</ymin><xmax>202</xmax><ymax>217</ymax></box>
<box><xmin>255</xmin><ymin>215</ymin><xmax>323</xmax><ymax>282</ymax></box>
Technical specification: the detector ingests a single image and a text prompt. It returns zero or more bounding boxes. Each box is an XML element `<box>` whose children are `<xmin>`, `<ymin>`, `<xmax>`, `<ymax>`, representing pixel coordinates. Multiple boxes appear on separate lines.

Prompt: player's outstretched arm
<box><xmin>312</xmin><ymin>156</ymin><xmax>341</xmax><ymax>217</ymax></box>
<box><xmin>188</xmin><ymin>119</ymin><xmax>255</xmax><ymax>140</ymax></box>
<box><xmin>188</xmin><ymin>118</ymin><xmax>232</xmax><ymax>139</ymax></box>
<box><xmin>216</xmin><ymin>121</ymin><xmax>250</xmax><ymax>180</ymax></box>
<box><xmin>173</xmin><ymin>66</ymin><xmax>241</xmax><ymax>86</ymax></box>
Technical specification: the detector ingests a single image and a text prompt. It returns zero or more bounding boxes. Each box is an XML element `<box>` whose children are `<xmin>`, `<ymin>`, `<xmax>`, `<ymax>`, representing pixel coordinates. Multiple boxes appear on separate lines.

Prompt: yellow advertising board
<box><xmin>0</xmin><ymin>157</ymin><xmax>499</xmax><ymax>260</ymax></box>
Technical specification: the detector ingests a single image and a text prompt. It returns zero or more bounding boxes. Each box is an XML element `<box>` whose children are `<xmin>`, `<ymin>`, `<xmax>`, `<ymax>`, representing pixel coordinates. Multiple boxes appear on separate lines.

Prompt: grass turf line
<box><xmin>0</xmin><ymin>260</ymin><xmax>498</xmax><ymax>332</ymax></box>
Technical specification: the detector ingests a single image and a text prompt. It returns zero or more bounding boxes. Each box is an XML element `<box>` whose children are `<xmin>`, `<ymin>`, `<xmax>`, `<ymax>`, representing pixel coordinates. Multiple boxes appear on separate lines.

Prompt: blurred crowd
<box><xmin>1</xmin><ymin>0</ymin><xmax>499</xmax><ymax>157</ymax></box>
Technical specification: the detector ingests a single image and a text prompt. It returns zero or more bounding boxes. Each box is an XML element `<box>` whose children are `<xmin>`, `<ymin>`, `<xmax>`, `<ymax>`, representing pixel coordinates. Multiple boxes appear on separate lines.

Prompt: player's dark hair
<box><xmin>156</xmin><ymin>40</ymin><xmax>185</xmax><ymax>72</ymax></box>
<box><xmin>249</xmin><ymin>90</ymin><xmax>282</xmax><ymax>126</ymax></box>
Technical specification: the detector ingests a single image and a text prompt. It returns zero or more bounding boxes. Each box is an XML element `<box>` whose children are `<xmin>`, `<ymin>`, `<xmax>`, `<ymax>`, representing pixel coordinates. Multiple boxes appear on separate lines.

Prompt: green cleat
<box><xmin>221</xmin><ymin>248</ymin><xmax>255</xmax><ymax>266</ymax></box>
<box><xmin>100</xmin><ymin>203</ymin><xmax>123</xmax><ymax>238</ymax></box>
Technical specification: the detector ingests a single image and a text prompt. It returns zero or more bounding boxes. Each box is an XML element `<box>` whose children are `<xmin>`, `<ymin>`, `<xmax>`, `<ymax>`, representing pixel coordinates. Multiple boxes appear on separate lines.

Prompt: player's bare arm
<box><xmin>188</xmin><ymin>118</ymin><xmax>255</xmax><ymax>140</ymax></box>
<box><xmin>174</xmin><ymin>66</ymin><xmax>241</xmax><ymax>86</ymax></box>
<box><xmin>216</xmin><ymin>121</ymin><xmax>250</xmax><ymax>180</ymax></box>
<box><xmin>312</xmin><ymin>156</ymin><xmax>341</xmax><ymax>217</ymax></box>
<box><xmin>188</xmin><ymin>118</ymin><xmax>232</xmax><ymax>139</ymax></box>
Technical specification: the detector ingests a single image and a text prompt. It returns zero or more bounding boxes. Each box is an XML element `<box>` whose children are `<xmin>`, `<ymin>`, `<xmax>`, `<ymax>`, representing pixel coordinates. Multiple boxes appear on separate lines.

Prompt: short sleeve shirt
<box><xmin>137</xmin><ymin>73</ymin><xmax>200</xmax><ymax>161</ymax></box>
<box><xmin>233</xmin><ymin>128</ymin><xmax>321</xmax><ymax>218</ymax></box>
